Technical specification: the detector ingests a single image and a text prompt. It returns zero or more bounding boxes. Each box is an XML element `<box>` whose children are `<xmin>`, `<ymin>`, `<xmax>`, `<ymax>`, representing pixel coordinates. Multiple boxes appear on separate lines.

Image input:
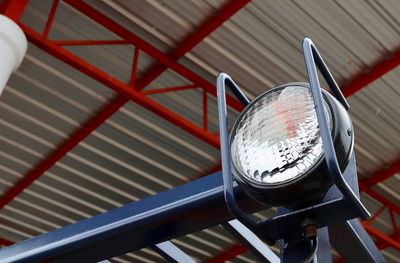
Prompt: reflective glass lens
<box><xmin>230</xmin><ymin>85</ymin><xmax>332</xmax><ymax>185</ymax></box>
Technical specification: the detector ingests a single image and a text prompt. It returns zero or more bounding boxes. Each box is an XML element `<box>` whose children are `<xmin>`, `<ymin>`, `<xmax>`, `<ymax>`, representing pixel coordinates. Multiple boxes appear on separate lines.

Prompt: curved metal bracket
<box><xmin>302</xmin><ymin>38</ymin><xmax>370</xmax><ymax>220</ymax></box>
<box><xmin>217</xmin><ymin>73</ymin><xmax>257</xmax><ymax>230</ymax></box>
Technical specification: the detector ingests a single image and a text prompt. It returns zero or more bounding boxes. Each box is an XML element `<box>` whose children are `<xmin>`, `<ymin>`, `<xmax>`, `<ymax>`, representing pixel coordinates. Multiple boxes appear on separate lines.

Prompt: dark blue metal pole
<box><xmin>0</xmin><ymin>172</ymin><xmax>260</xmax><ymax>263</ymax></box>
<box><xmin>329</xmin><ymin>219</ymin><xmax>386</xmax><ymax>263</ymax></box>
<box><xmin>315</xmin><ymin>227</ymin><xmax>333</xmax><ymax>263</ymax></box>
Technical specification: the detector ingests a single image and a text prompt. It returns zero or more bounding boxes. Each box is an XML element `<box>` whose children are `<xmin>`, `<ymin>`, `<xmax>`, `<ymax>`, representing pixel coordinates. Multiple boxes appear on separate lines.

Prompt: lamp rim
<box><xmin>229</xmin><ymin>82</ymin><xmax>336</xmax><ymax>189</ymax></box>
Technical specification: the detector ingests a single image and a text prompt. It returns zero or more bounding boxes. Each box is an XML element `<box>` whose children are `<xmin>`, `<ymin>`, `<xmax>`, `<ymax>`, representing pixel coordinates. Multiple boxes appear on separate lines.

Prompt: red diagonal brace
<box><xmin>0</xmin><ymin>237</ymin><xmax>13</xmax><ymax>247</ymax></box>
<box><xmin>361</xmin><ymin>187</ymin><xmax>400</xmax><ymax>214</ymax></box>
<box><xmin>362</xmin><ymin>222</ymin><xmax>400</xmax><ymax>250</ymax></box>
<box><xmin>376</xmin><ymin>234</ymin><xmax>400</xmax><ymax>250</ymax></box>
<box><xmin>0</xmin><ymin>0</ymin><xmax>28</xmax><ymax>21</ymax></box>
<box><xmin>0</xmin><ymin>96</ymin><xmax>127</xmax><ymax>209</ymax></box>
<box><xmin>360</xmin><ymin>159</ymin><xmax>400</xmax><ymax>190</ymax></box>
<box><xmin>342</xmin><ymin>50</ymin><xmax>400</xmax><ymax>97</ymax></box>
<box><xmin>206</xmin><ymin>245</ymin><xmax>247</xmax><ymax>263</ymax></box>
<box><xmin>135</xmin><ymin>0</ymin><xmax>252</xmax><ymax>91</ymax></box>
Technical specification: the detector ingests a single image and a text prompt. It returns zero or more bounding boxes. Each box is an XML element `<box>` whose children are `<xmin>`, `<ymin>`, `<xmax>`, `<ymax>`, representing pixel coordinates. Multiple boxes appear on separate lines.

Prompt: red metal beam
<box><xmin>0</xmin><ymin>0</ymin><xmax>28</xmax><ymax>20</ymax></box>
<box><xmin>342</xmin><ymin>49</ymin><xmax>400</xmax><ymax>97</ymax></box>
<box><xmin>362</xmin><ymin>222</ymin><xmax>400</xmax><ymax>250</ymax></box>
<box><xmin>0</xmin><ymin>96</ymin><xmax>126</xmax><ymax>209</ymax></box>
<box><xmin>0</xmin><ymin>237</ymin><xmax>13</xmax><ymax>247</ymax></box>
<box><xmin>373</xmin><ymin>207</ymin><xmax>399</xmax><ymax>252</ymax></box>
<box><xmin>356</xmin><ymin>158</ymin><xmax>400</xmax><ymax>250</ymax></box>
<box><xmin>360</xmin><ymin>160</ymin><xmax>400</xmax><ymax>190</ymax></box>
<box><xmin>142</xmin><ymin>84</ymin><xmax>197</xmax><ymax>95</ymax></box>
<box><xmin>42</xmin><ymin>0</ymin><xmax>59</xmax><ymax>39</ymax></box>
<box><xmin>134</xmin><ymin>0</ymin><xmax>252</xmax><ymax>91</ymax></box>
<box><xmin>206</xmin><ymin>245</ymin><xmax>247</xmax><ymax>263</ymax></box>
<box><xmin>361</xmin><ymin>187</ymin><xmax>400</xmax><ymax>214</ymax></box>
<box><xmin>0</xmin><ymin>0</ymin><xmax>249</xmax><ymax>208</ymax></box>
<box><xmin>376</xmin><ymin>234</ymin><xmax>400</xmax><ymax>250</ymax></box>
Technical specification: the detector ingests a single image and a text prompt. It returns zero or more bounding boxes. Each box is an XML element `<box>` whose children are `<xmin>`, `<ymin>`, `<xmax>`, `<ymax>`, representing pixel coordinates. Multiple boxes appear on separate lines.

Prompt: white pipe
<box><xmin>0</xmin><ymin>15</ymin><xmax>27</xmax><ymax>96</ymax></box>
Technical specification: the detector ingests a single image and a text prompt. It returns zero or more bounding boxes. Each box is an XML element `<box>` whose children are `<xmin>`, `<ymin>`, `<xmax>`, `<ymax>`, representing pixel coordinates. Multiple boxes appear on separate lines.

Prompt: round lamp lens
<box><xmin>230</xmin><ymin>84</ymin><xmax>332</xmax><ymax>185</ymax></box>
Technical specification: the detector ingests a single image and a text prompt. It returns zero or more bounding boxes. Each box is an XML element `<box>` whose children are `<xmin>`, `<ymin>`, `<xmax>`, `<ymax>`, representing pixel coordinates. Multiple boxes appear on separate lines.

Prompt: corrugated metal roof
<box><xmin>0</xmin><ymin>0</ymin><xmax>399</xmax><ymax>262</ymax></box>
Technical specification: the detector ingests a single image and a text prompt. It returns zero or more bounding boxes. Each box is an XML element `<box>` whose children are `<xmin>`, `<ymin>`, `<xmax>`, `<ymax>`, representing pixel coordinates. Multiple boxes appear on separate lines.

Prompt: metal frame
<box><xmin>0</xmin><ymin>0</ymin><xmax>399</xmax><ymax>261</ymax></box>
<box><xmin>0</xmin><ymin>170</ymin><xmax>384</xmax><ymax>263</ymax></box>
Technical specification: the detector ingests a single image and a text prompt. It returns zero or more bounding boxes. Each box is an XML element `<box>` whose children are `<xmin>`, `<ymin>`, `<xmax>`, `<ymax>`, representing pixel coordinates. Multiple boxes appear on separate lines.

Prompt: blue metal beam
<box><xmin>329</xmin><ymin>219</ymin><xmax>386</xmax><ymax>263</ymax></box>
<box><xmin>316</xmin><ymin>227</ymin><xmax>333</xmax><ymax>263</ymax></box>
<box><xmin>0</xmin><ymin>172</ymin><xmax>260</xmax><ymax>263</ymax></box>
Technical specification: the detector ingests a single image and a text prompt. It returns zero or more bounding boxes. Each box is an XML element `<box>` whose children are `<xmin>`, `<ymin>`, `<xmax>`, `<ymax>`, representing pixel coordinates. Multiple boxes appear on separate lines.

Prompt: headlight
<box><xmin>230</xmin><ymin>82</ymin><xmax>353</xmax><ymax>209</ymax></box>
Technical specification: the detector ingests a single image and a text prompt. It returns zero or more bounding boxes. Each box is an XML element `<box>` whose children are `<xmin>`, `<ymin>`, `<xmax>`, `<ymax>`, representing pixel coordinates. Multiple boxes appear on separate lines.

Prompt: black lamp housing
<box><xmin>229</xmin><ymin>82</ymin><xmax>354</xmax><ymax>209</ymax></box>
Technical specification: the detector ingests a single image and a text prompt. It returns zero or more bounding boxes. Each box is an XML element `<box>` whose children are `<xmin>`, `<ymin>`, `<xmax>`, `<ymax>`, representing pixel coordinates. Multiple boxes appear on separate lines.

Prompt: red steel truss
<box><xmin>358</xmin><ymin>162</ymin><xmax>400</xmax><ymax>252</ymax></box>
<box><xmin>0</xmin><ymin>0</ymin><xmax>399</xmax><ymax>260</ymax></box>
<box><xmin>0</xmin><ymin>0</ymin><xmax>249</xmax><ymax>208</ymax></box>
<box><xmin>358</xmin><ymin>162</ymin><xmax>400</xmax><ymax>254</ymax></box>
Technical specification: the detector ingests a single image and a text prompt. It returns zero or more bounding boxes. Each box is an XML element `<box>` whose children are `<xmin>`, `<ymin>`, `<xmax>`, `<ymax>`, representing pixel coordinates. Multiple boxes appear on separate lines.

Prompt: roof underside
<box><xmin>0</xmin><ymin>0</ymin><xmax>399</xmax><ymax>262</ymax></box>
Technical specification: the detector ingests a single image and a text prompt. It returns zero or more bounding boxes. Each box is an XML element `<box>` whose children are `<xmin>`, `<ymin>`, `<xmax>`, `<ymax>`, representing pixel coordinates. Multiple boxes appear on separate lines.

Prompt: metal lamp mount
<box><xmin>217</xmin><ymin>38</ymin><xmax>370</xmax><ymax>246</ymax></box>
